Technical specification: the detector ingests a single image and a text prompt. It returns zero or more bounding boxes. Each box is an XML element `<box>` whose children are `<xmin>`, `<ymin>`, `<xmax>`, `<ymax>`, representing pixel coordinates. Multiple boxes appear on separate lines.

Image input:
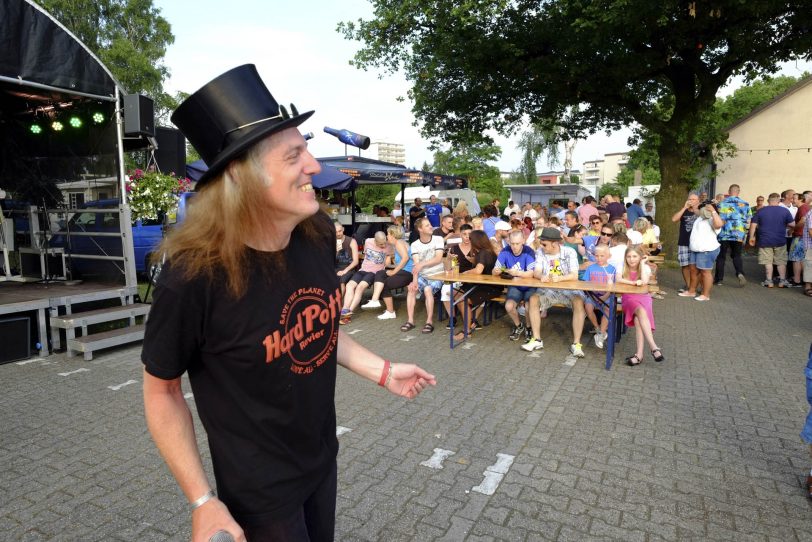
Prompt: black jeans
<box><xmin>714</xmin><ymin>240</ymin><xmax>744</xmax><ymax>282</ymax></box>
<box><xmin>242</xmin><ymin>461</ymin><xmax>337</xmax><ymax>542</ymax></box>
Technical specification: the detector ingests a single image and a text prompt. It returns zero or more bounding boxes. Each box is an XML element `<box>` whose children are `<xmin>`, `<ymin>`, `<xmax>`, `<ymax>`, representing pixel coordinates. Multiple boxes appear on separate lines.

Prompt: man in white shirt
<box><xmin>403</xmin><ymin>217</ymin><xmax>445</xmax><ymax>334</ymax></box>
<box><xmin>780</xmin><ymin>189</ymin><xmax>797</xmax><ymax>251</ymax></box>
<box><xmin>504</xmin><ymin>200</ymin><xmax>521</xmax><ymax>219</ymax></box>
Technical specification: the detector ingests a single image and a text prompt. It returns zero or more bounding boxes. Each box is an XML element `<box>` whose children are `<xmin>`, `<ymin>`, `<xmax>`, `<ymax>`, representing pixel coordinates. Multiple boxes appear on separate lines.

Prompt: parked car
<box><xmin>50</xmin><ymin>193</ymin><xmax>195</xmax><ymax>279</ymax></box>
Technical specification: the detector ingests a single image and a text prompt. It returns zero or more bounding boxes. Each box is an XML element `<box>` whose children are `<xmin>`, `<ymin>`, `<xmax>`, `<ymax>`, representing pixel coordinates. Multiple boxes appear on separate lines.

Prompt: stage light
<box><xmin>92</xmin><ymin>112</ymin><xmax>104</xmax><ymax>124</ymax></box>
<box><xmin>52</xmin><ymin>121</ymin><xmax>64</xmax><ymax>131</ymax></box>
<box><xmin>69</xmin><ymin>116</ymin><xmax>82</xmax><ymax>128</ymax></box>
<box><xmin>30</xmin><ymin>124</ymin><xmax>43</xmax><ymax>134</ymax></box>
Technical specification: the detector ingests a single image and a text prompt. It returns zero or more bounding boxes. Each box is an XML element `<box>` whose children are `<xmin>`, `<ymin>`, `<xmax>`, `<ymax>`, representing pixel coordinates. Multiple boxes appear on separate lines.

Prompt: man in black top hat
<box><xmin>141</xmin><ymin>65</ymin><xmax>436</xmax><ymax>542</ymax></box>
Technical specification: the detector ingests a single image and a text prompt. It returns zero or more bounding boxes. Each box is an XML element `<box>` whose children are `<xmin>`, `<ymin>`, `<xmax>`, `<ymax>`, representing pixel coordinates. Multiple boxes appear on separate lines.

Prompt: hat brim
<box><xmin>195</xmin><ymin>110</ymin><xmax>314</xmax><ymax>188</ymax></box>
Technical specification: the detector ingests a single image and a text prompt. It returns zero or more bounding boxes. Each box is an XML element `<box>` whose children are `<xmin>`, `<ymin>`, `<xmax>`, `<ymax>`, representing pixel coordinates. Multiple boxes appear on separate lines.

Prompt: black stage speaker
<box><xmin>155</xmin><ymin>127</ymin><xmax>187</xmax><ymax>176</ymax></box>
<box><xmin>123</xmin><ymin>94</ymin><xmax>155</xmax><ymax>137</ymax></box>
<box><xmin>0</xmin><ymin>317</ymin><xmax>31</xmax><ymax>364</ymax></box>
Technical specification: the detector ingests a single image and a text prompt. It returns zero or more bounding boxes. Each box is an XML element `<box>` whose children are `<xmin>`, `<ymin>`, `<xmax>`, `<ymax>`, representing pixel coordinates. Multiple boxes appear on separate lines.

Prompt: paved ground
<box><xmin>1</xmin><ymin>253</ymin><xmax>811</xmax><ymax>541</ymax></box>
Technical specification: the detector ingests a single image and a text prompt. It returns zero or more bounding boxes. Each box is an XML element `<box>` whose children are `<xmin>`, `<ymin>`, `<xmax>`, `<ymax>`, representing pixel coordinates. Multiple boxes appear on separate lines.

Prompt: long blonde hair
<box><xmin>156</xmin><ymin>137</ymin><xmax>324</xmax><ymax>298</ymax></box>
<box><xmin>622</xmin><ymin>245</ymin><xmax>645</xmax><ymax>281</ymax></box>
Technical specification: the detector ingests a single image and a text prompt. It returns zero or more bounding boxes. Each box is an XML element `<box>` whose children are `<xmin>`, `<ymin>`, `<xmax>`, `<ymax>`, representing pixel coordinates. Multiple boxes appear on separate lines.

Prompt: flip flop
<box><xmin>400</xmin><ymin>322</ymin><xmax>415</xmax><ymax>332</ymax></box>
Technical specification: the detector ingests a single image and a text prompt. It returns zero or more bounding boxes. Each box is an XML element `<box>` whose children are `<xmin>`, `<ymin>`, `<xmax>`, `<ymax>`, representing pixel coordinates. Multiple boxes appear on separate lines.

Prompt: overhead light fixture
<box><xmin>69</xmin><ymin>116</ymin><xmax>83</xmax><ymax>128</ymax></box>
<box><xmin>52</xmin><ymin>120</ymin><xmax>64</xmax><ymax>132</ymax></box>
<box><xmin>92</xmin><ymin>112</ymin><xmax>104</xmax><ymax>124</ymax></box>
<box><xmin>30</xmin><ymin>123</ymin><xmax>43</xmax><ymax>134</ymax></box>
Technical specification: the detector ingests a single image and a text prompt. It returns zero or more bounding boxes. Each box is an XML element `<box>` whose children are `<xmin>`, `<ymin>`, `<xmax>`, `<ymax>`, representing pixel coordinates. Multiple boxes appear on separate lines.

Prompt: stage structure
<box><xmin>0</xmin><ymin>0</ymin><xmax>154</xmax><ymax>360</ymax></box>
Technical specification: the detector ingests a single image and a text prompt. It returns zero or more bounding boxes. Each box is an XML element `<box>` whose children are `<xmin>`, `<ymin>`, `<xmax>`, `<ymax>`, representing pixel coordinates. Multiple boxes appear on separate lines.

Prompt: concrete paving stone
<box><xmin>566</xmin><ymin>497</ymin><xmax>621</xmax><ymax>527</ymax></box>
<box><xmin>705</xmin><ymin>521</ymin><xmax>768</xmax><ymax>541</ymax></box>
<box><xmin>620</xmin><ymin>509</ymin><xmax>678</xmax><ymax>541</ymax></box>
<box><xmin>506</xmin><ymin>510</ymin><xmax>562</xmax><ymax>539</ymax></box>
<box><xmin>471</xmin><ymin>517</ymin><xmax>527</xmax><ymax>541</ymax></box>
<box><xmin>412</xmin><ymin>520</ymin><xmax>446</xmax><ymax>541</ymax></box>
<box><xmin>589</xmin><ymin>517</ymin><xmax>645</xmax><ymax>542</ymax></box>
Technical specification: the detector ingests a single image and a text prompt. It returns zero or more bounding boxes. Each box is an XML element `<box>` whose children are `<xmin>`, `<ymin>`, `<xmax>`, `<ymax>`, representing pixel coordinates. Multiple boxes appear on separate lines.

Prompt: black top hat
<box><xmin>171</xmin><ymin>64</ymin><xmax>313</xmax><ymax>188</ymax></box>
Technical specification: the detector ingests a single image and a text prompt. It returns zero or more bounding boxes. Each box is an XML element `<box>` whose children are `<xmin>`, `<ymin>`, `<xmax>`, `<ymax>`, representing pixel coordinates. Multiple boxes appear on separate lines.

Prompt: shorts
<box><xmin>757</xmin><ymin>245</ymin><xmax>788</xmax><ymax>266</ymax></box>
<box><xmin>584</xmin><ymin>292</ymin><xmax>610</xmax><ymax>314</ymax></box>
<box><xmin>416</xmin><ymin>275</ymin><xmax>443</xmax><ymax>295</ymax></box>
<box><xmin>788</xmin><ymin>237</ymin><xmax>805</xmax><ymax>262</ymax></box>
<box><xmin>805</xmin><ymin>248</ymin><xmax>812</xmax><ymax>281</ymax></box>
<box><xmin>350</xmin><ymin>270</ymin><xmax>376</xmax><ymax>284</ymax></box>
<box><xmin>440</xmin><ymin>282</ymin><xmax>462</xmax><ymax>302</ymax></box>
<box><xmin>678</xmin><ymin>245</ymin><xmax>691</xmax><ymax>267</ymax></box>
<box><xmin>336</xmin><ymin>269</ymin><xmax>354</xmax><ymax>285</ymax></box>
<box><xmin>532</xmin><ymin>288</ymin><xmax>584</xmax><ymax>312</ymax></box>
<box><xmin>690</xmin><ymin>247</ymin><xmax>720</xmax><ymax>270</ymax></box>
<box><xmin>505</xmin><ymin>287</ymin><xmax>535</xmax><ymax>303</ymax></box>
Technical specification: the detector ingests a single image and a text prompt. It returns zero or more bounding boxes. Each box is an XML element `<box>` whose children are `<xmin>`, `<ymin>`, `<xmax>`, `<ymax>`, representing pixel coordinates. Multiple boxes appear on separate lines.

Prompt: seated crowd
<box><xmin>333</xmin><ymin>192</ymin><xmax>668</xmax><ymax>366</ymax></box>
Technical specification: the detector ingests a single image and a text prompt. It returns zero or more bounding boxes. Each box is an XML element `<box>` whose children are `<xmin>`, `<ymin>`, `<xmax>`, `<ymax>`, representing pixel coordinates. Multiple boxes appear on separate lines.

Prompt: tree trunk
<box><xmin>656</xmin><ymin>145</ymin><xmax>693</xmax><ymax>261</ymax></box>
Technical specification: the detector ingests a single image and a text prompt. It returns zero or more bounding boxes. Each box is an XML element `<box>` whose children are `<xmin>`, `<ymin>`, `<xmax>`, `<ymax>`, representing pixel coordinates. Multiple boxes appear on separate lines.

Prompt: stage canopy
<box><xmin>0</xmin><ymin>0</ymin><xmax>136</xmax><ymax>202</ymax></box>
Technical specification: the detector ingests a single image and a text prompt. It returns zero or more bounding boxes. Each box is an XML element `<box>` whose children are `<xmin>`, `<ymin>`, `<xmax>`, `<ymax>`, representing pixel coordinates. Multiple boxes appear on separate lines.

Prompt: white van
<box><xmin>394</xmin><ymin>187</ymin><xmax>481</xmax><ymax>215</ymax></box>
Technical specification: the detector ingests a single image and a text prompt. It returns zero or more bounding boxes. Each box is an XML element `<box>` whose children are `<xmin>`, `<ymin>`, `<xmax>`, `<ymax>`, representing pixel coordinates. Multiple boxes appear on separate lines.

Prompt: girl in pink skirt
<box><xmin>616</xmin><ymin>246</ymin><xmax>664</xmax><ymax>366</ymax></box>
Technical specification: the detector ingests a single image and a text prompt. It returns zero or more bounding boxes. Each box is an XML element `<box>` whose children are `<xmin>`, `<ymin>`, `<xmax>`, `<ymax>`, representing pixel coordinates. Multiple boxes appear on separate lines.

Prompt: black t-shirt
<box><xmin>142</xmin><ymin>212</ymin><xmax>339</xmax><ymax>526</ymax></box>
<box><xmin>450</xmin><ymin>243</ymin><xmax>475</xmax><ymax>273</ymax></box>
<box><xmin>678</xmin><ymin>210</ymin><xmax>697</xmax><ymax>246</ymax></box>
<box><xmin>408</xmin><ymin>205</ymin><xmax>425</xmax><ymax>230</ymax></box>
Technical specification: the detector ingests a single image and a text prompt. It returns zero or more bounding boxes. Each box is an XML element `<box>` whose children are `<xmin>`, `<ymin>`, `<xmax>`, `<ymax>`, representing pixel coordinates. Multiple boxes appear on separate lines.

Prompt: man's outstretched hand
<box><xmin>386</xmin><ymin>363</ymin><xmax>436</xmax><ymax>399</ymax></box>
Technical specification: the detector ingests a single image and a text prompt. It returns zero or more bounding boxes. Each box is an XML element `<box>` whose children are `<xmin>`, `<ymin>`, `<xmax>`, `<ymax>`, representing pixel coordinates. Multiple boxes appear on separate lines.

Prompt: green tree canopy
<box><xmin>340</xmin><ymin>1</ymin><xmax>812</xmax><ymax>254</ymax></box>
<box><xmin>430</xmin><ymin>142</ymin><xmax>507</xmax><ymax>207</ymax></box>
<box><xmin>39</xmin><ymin>0</ymin><xmax>176</xmax><ymax>121</ymax></box>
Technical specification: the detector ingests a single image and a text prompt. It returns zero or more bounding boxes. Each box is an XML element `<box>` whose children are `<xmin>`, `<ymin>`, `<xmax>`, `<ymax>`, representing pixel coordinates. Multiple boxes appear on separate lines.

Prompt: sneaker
<box><xmin>737</xmin><ymin>273</ymin><xmax>747</xmax><ymax>286</ymax></box>
<box><xmin>521</xmin><ymin>337</ymin><xmax>544</xmax><ymax>351</ymax></box>
<box><xmin>524</xmin><ymin>326</ymin><xmax>532</xmax><ymax>339</ymax></box>
<box><xmin>778</xmin><ymin>279</ymin><xmax>791</xmax><ymax>288</ymax></box>
<box><xmin>508</xmin><ymin>325</ymin><xmax>522</xmax><ymax>341</ymax></box>
<box><xmin>569</xmin><ymin>343</ymin><xmax>585</xmax><ymax>357</ymax></box>
<box><xmin>761</xmin><ymin>280</ymin><xmax>774</xmax><ymax>288</ymax></box>
<box><xmin>377</xmin><ymin>311</ymin><xmax>396</xmax><ymax>320</ymax></box>
<box><xmin>594</xmin><ymin>332</ymin><xmax>606</xmax><ymax>349</ymax></box>
<box><xmin>361</xmin><ymin>299</ymin><xmax>381</xmax><ymax>309</ymax></box>
<box><xmin>713</xmin><ymin>281</ymin><xmax>723</xmax><ymax>286</ymax></box>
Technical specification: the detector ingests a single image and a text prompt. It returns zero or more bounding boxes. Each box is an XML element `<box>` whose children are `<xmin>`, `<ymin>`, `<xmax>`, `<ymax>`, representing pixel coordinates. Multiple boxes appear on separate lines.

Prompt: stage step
<box><xmin>67</xmin><ymin>324</ymin><xmax>147</xmax><ymax>361</ymax></box>
<box><xmin>50</xmin><ymin>303</ymin><xmax>150</xmax><ymax>329</ymax></box>
<box><xmin>52</xmin><ymin>303</ymin><xmax>150</xmax><ymax>360</ymax></box>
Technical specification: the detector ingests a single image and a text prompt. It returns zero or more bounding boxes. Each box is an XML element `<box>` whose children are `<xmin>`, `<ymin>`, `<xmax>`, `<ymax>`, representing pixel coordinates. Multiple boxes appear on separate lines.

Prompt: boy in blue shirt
<box><xmin>493</xmin><ymin>231</ymin><xmax>536</xmax><ymax>341</ymax></box>
<box><xmin>581</xmin><ymin>245</ymin><xmax>616</xmax><ymax>349</ymax></box>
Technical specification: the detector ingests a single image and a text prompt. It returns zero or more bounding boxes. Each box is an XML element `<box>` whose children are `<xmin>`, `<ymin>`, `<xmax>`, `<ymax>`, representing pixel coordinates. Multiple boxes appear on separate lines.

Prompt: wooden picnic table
<box><xmin>428</xmin><ymin>271</ymin><xmax>653</xmax><ymax>370</ymax></box>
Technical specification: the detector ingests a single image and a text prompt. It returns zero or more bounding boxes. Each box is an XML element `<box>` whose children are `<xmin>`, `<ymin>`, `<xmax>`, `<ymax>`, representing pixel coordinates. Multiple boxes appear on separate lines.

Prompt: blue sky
<box><xmin>154</xmin><ymin>0</ymin><xmax>811</xmax><ymax>173</ymax></box>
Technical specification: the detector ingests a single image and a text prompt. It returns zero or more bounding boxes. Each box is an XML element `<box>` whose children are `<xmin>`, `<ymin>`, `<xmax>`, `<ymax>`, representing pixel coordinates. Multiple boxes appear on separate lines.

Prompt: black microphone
<box><xmin>323</xmin><ymin>127</ymin><xmax>370</xmax><ymax>150</ymax></box>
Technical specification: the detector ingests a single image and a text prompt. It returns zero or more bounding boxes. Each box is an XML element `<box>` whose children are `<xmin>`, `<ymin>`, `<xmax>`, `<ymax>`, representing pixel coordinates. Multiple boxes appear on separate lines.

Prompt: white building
<box><xmin>369</xmin><ymin>141</ymin><xmax>406</xmax><ymax>165</ymax></box>
<box><xmin>582</xmin><ymin>151</ymin><xmax>631</xmax><ymax>186</ymax></box>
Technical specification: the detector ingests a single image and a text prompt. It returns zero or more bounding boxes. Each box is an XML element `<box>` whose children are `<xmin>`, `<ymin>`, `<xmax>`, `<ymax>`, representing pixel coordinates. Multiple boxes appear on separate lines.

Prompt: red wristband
<box><xmin>378</xmin><ymin>360</ymin><xmax>391</xmax><ymax>387</ymax></box>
